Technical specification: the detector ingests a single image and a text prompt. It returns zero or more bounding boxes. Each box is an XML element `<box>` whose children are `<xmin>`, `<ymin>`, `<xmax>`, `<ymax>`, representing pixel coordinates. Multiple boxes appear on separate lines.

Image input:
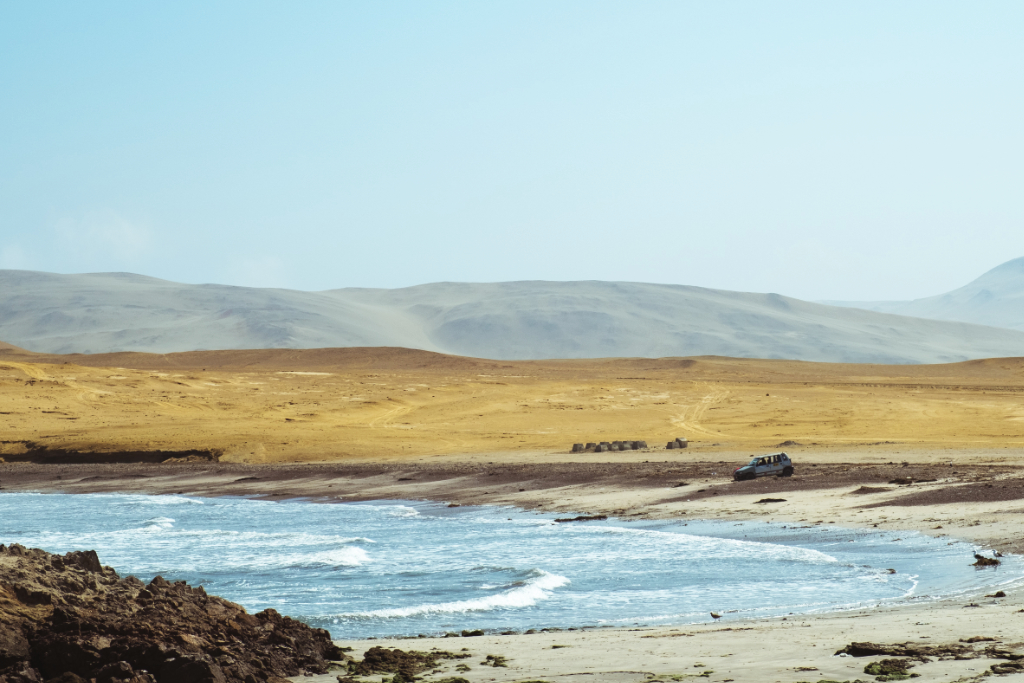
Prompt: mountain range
<box><xmin>824</xmin><ymin>256</ymin><xmax>1024</xmax><ymax>331</ymax></box>
<box><xmin>2</xmin><ymin>260</ymin><xmax>1024</xmax><ymax>364</ymax></box>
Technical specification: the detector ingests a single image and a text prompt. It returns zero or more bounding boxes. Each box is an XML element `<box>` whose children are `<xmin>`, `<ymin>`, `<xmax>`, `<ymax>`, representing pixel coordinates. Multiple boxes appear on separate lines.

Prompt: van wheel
<box><xmin>782</xmin><ymin>466</ymin><xmax>793</xmax><ymax>477</ymax></box>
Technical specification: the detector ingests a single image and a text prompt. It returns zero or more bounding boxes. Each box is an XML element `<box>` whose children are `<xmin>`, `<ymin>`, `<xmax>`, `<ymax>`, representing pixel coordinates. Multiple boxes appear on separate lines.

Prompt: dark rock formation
<box><xmin>972</xmin><ymin>553</ymin><xmax>1001</xmax><ymax>567</ymax></box>
<box><xmin>850</xmin><ymin>486</ymin><xmax>891</xmax><ymax>494</ymax></box>
<box><xmin>553</xmin><ymin>514</ymin><xmax>608</xmax><ymax>523</ymax></box>
<box><xmin>0</xmin><ymin>544</ymin><xmax>343</xmax><ymax>683</ymax></box>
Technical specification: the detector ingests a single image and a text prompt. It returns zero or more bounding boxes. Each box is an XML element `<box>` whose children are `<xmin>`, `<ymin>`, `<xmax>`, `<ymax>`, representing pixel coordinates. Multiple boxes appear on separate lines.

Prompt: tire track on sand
<box><xmin>1</xmin><ymin>362</ymin><xmax>111</xmax><ymax>401</ymax></box>
<box><xmin>670</xmin><ymin>384</ymin><xmax>731</xmax><ymax>438</ymax></box>
<box><xmin>1</xmin><ymin>362</ymin><xmax>49</xmax><ymax>381</ymax></box>
<box><xmin>367</xmin><ymin>401</ymin><xmax>412</xmax><ymax>429</ymax></box>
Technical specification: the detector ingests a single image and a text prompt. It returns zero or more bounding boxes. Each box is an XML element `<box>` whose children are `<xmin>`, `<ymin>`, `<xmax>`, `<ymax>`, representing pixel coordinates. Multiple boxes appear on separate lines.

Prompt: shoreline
<box><xmin>3</xmin><ymin>454</ymin><xmax>1023</xmax><ymax>553</ymax></box>
<box><xmin>4</xmin><ymin>457</ymin><xmax>1024</xmax><ymax>682</ymax></box>
<box><xmin>324</xmin><ymin>589</ymin><xmax>1024</xmax><ymax>683</ymax></box>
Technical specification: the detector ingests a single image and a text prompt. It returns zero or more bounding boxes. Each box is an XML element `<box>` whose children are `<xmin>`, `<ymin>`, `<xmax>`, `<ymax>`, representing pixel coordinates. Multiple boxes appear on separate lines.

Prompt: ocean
<box><xmin>1</xmin><ymin>492</ymin><xmax>1019</xmax><ymax>639</ymax></box>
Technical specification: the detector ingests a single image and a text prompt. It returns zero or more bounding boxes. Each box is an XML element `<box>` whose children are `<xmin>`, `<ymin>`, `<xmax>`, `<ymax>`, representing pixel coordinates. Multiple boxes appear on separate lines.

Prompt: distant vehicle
<box><xmin>733</xmin><ymin>452</ymin><xmax>793</xmax><ymax>481</ymax></box>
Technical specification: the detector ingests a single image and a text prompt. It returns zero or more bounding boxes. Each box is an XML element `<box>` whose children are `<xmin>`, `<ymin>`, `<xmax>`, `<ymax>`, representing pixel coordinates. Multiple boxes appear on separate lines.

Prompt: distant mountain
<box><xmin>825</xmin><ymin>257</ymin><xmax>1024</xmax><ymax>331</ymax></box>
<box><xmin>2</xmin><ymin>269</ymin><xmax>1024</xmax><ymax>364</ymax></box>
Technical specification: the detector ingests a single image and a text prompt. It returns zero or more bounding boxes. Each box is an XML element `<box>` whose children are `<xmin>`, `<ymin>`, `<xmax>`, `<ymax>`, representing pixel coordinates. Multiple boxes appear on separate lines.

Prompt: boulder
<box><xmin>95</xmin><ymin>661</ymin><xmax>148</xmax><ymax>683</ymax></box>
<box><xmin>159</xmin><ymin>655</ymin><xmax>226</xmax><ymax>683</ymax></box>
<box><xmin>43</xmin><ymin>673</ymin><xmax>88</xmax><ymax>683</ymax></box>
<box><xmin>0</xmin><ymin>624</ymin><xmax>30</xmax><ymax>665</ymax></box>
<box><xmin>64</xmin><ymin>550</ymin><xmax>103</xmax><ymax>574</ymax></box>
<box><xmin>0</xmin><ymin>545</ymin><xmax>343</xmax><ymax>683</ymax></box>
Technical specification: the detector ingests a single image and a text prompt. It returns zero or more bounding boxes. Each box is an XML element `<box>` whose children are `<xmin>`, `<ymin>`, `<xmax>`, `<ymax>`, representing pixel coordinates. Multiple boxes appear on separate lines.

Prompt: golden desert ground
<box><xmin>1</xmin><ymin>341</ymin><xmax>1023</xmax><ymax>463</ymax></box>
<box><xmin>4</xmin><ymin>340</ymin><xmax>1024</xmax><ymax>683</ymax></box>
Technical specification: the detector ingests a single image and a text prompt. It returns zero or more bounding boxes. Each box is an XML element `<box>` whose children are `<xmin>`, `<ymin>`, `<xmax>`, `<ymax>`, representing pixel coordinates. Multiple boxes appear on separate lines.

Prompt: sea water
<box><xmin>1</xmin><ymin>492</ymin><xmax>1020</xmax><ymax>639</ymax></box>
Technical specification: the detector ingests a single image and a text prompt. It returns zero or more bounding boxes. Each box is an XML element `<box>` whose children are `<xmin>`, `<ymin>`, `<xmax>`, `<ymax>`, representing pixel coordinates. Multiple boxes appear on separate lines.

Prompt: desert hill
<box><xmin>0</xmin><ymin>340</ymin><xmax>30</xmax><ymax>354</ymax></box>
<box><xmin>4</xmin><ymin>269</ymin><xmax>1024</xmax><ymax>364</ymax></box>
<box><xmin>826</xmin><ymin>256</ymin><xmax>1024</xmax><ymax>331</ymax></box>
<box><xmin>6</xmin><ymin>341</ymin><xmax>1024</xmax><ymax>382</ymax></box>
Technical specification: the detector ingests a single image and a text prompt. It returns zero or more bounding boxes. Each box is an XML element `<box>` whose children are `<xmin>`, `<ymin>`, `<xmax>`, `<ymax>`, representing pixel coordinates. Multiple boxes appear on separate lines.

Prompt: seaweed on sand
<box><xmin>347</xmin><ymin>647</ymin><xmax>471</xmax><ymax>680</ymax></box>
<box><xmin>481</xmin><ymin>654</ymin><xmax>509</xmax><ymax>667</ymax></box>
<box><xmin>835</xmin><ymin>641</ymin><xmax>972</xmax><ymax>661</ymax></box>
<box><xmin>863</xmin><ymin>658</ymin><xmax>918</xmax><ymax>680</ymax></box>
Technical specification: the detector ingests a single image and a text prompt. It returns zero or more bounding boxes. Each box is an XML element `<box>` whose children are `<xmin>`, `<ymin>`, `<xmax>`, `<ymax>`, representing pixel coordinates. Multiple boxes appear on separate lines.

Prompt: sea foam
<box><xmin>347</xmin><ymin>569</ymin><xmax>570</xmax><ymax>619</ymax></box>
<box><xmin>2</xmin><ymin>493</ymin><xmax>1021</xmax><ymax>640</ymax></box>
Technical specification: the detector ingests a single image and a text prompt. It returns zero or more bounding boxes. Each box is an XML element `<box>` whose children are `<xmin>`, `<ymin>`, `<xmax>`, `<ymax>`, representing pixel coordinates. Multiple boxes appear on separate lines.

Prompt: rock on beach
<box><xmin>0</xmin><ymin>543</ymin><xmax>343</xmax><ymax>682</ymax></box>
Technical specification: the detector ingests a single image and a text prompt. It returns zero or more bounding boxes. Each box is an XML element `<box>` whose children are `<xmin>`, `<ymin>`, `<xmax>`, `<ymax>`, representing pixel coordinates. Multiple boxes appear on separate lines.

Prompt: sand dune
<box><xmin>826</xmin><ymin>256</ymin><xmax>1024</xmax><ymax>331</ymax></box>
<box><xmin>4</xmin><ymin>270</ymin><xmax>1024</xmax><ymax>363</ymax></box>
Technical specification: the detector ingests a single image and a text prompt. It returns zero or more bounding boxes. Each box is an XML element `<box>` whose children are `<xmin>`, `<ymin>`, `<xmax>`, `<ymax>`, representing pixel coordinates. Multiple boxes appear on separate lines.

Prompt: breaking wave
<box><xmin>347</xmin><ymin>570</ymin><xmax>570</xmax><ymax>619</ymax></box>
<box><xmin>3</xmin><ymin>493</ymin><xmax>1020</xmax><ymax>639</ymax></box>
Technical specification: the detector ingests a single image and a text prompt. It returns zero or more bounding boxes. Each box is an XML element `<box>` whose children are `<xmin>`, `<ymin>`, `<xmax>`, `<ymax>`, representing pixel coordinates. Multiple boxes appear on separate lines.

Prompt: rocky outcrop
<box><xmin>0</xmin><ymin>544</ymin><xmax>343</xmax><ymax>683</ymax></box>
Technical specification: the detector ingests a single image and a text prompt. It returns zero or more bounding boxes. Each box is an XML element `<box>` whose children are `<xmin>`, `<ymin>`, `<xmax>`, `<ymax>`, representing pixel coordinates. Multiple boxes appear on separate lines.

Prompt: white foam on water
<box><xmin>5</xmin><ymin>493</ymin><xmax>1024</xmax><ymax>639</ymax></box>
<box><xmin>111</xmin><ymin>495</ymin><xmax>205</xmax><ymax>506</ymax></box>
<box><xmin>266</xmin><ymin>546</ymin><xmax>370</xmax><ymax>569</ymax></box>
<box><xmin>142</xmin><ymin>517</ymin><xmax>175</xmax><ymax>531</ymax></box>
<box><xmin>339</xmin><ymin>503</ymin><xmax>420</xmax><ymax>518</ymax></box>
<box><xmin>383</xmin><ymin>505</ymin><xmax>419</xmax><ymax>518</ymax></box>
<box><xmin>561</xmin><ymin>524</ymin><xmax>839</xmax><ymax>565</ymax></box>
<box><xmin>130</xmin><ymin>529</ymin><xmax>376</xmax><ymax>545</ymax></box>
<box><xmin>157</xmin><ymin>541</ymin><xmax>370</xmax><ymax>570</ymax></box>
<box><xmin>345</xmin><ymin>569</ymin><xmax>570</xmax><ymax>619</ymax></box>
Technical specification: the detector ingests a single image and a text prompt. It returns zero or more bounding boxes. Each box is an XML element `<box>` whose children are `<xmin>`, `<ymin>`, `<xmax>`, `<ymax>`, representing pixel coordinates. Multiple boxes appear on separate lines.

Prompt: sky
<box><xmin>2</xmin><ymin>1</ymin><xmax>1023</xmax><ymax>301</ymax></box>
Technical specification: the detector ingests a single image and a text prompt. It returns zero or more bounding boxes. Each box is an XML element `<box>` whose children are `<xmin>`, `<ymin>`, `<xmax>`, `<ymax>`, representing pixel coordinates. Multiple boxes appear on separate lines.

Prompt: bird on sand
<box><xmin>710</xmin><ymin>612</ymin><xmax>721</xmax><ymax>619</ymax></box>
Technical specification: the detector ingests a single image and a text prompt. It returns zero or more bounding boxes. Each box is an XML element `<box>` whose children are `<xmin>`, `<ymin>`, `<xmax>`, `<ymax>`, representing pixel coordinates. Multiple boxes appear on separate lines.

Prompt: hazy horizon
<box><xmin>1</xmin><ymin>253</ymin><xmax>1019</xmax><ymax>303</ymax></box>
<box><xmin>3</xmin><ymin>2</ymin><xmax>1023</xmax><ymax>302</ymax></box>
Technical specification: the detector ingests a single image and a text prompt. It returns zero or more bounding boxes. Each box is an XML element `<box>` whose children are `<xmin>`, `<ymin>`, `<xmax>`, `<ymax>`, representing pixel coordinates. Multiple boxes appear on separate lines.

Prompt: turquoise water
<box><xmin>1</xmin><ymin>492</ymin><xmax>1019</xmax><ymax>639</ymax></box>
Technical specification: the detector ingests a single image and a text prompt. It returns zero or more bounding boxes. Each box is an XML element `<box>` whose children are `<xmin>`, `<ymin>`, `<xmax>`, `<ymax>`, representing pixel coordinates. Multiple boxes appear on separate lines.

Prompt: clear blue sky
<box><xmin>2</xmin><ymin>1</ymin><xmax>1022</xmax><ymax>300</ymax></box>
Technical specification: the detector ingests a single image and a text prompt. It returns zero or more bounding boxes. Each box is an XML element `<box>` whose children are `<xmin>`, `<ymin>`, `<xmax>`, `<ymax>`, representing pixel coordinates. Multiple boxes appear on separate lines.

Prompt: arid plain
<box><xmin>2</xmin><ymin>342</ymin><xmax>1024</xmax><ymax>462</ymax></box>
<box><xmin>4</xmin><ymin>341</ymin><xmax>1024</xmax><ymax>683</ymax></box>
